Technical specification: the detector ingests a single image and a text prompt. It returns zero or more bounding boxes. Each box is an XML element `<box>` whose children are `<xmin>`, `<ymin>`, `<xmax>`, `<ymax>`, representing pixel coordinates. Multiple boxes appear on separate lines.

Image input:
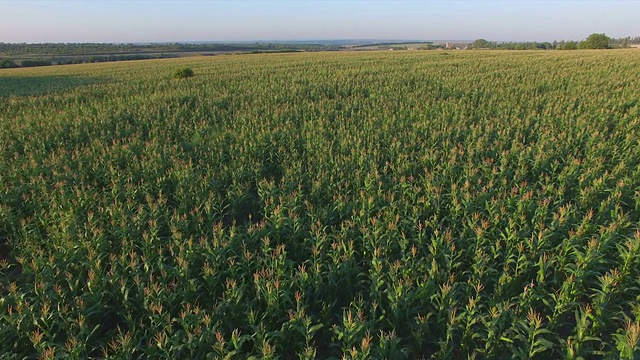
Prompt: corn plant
<box><xmin>1</xmin><ymin>49</ymin><xmax>639</xmax><ymax>358</ymax></box>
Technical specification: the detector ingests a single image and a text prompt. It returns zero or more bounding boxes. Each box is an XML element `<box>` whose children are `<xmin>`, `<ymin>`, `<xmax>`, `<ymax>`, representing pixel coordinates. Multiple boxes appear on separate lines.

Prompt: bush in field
<box><xmin>172</xmin><ymin>67</ymin><xmax>194</xmax><ymax>79</ymax></box>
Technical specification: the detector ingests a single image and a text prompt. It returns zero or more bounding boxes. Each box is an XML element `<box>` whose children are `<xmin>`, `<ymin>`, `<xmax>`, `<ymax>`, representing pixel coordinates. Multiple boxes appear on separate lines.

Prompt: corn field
<box><xmin>1</xmin><ymin>50</ymin><xmax>639</xmax><ymax>359</ymax></box>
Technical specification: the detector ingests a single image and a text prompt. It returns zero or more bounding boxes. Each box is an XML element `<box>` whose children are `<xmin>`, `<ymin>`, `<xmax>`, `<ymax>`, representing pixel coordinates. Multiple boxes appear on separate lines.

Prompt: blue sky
<box><xmin>0</xmin><ymin>1</ymin><xmax>638</xmax><ymax>43</ymax></box>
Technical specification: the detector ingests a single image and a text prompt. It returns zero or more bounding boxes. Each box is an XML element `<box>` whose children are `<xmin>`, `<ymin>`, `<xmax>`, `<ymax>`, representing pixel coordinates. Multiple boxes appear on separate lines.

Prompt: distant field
<box><xmin>349</xmin><ymin>42</ymin><xmax>439</xmax><ymax>50</ymax></box>
<box><xmin>0</xmin><ymin>42</ymin><xmax>331</xmax><ymax>67</ymax></box>
<box><xmin>1</xmin><ymin>50</ymin><xmax>639</xmax><ymax>359</ymax></box>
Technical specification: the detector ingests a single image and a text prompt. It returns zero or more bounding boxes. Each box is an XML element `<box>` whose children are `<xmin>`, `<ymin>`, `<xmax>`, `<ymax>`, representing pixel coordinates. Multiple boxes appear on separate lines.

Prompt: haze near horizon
<box><xmin>1</xmin><ymin>0</ymin><xmax>638</xmax><ymax>43</ymax></box>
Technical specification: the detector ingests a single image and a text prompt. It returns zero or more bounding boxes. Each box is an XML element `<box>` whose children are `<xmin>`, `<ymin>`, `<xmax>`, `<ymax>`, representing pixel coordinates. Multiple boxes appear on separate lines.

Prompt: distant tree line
<box><xmin>0</xmin><ymin>58</ymin><xmax>54</xmax><ymax>68</ymax></box>
<box><xmin>20</xmin><ymin>59</ymin><xmax>53</xmax><ymax>67</ymax></box>
<box><xmin>1</xmin><ymin>59</ymin><xmax>54</xmax><ymax>68</ymax></box>
<box><xmin>60</xmin><ymin>54</ymin><xmax>159</xmax><ymax>65</ymax></box>
<box><xmin>0</xmin><ymin>42</ymin><xmax>327</xmax><ymax>57</ymax></box>
<box><xmin>0</xmin><ymin>59</ymin><xmax>19</xmax><ymax>68</ymax></box>
<box><xmin>0</xmin><ymin>42</ymin><xmax>336</xmax><ymax>69</ymax></box>
<box><xmin>0</xmin><ymin>42</ymin><xmax>213</xmax><ymax>56</ymax></box>
<box><xmin>0</xmin><ymin>54</ymin><xmax>164</xmax><ymax>69</ymax></box>
<box><xmin>470</xmin><ymin>33</ymin><xmax>639</xmax><ymax>50</ymax></box>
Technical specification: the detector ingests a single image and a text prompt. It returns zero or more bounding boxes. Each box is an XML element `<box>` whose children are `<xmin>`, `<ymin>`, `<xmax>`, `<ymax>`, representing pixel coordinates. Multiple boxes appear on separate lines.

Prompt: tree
<box><xmin>471</xmin><ymin>39</ymin><xmax>493</xmax><ymax>49</ymax></box>
<box><xmin>563</xmin><ymin>41</ymin><xmax>578</xmax><ymax>50</ymax></box>
<box><xmin>540</xmin><ymin>42</ymin><xmax>552</xmax><ymax>50</ymax></box>
<box><xmin>579</xmin><ymin>33</ymin><xmax>611</xmax><ymax>49</ymax></box>
<box><xmin>618</xmin><ymin>37</ymin><xmax>631</xmax><ymax>48</ymax></box>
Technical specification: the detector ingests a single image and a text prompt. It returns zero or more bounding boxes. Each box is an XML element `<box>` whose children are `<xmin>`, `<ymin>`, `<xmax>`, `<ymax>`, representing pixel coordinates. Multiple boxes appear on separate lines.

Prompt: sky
<box><xmin>0</xmin><ymin>1</ymin><xmax>639</xmax><ymax>43</ymax></box>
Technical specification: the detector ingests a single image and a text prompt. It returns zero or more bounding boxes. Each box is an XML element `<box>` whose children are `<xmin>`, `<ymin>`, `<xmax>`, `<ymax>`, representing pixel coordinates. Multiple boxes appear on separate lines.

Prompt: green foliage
<box><xmin>172</xmin><ymin>67</ymin><xmax>195</xmax><ymax>79</ymax></box>
<box><xmin>20</xmin><ymin>59</ymin><xmax>52</xmax><ymax>67</ymax></box>
<box><xmin>0</xmin><ymin>42</ymin><xmax>332</xmax><ymax>58</ymax></box>
<box><xmin>579</xmin><ymin>33</ymin><xmax>611</xmax><ymax>49</ymax></box>
<box><xmin>471</xmin><ymin>38</ymin><xmax>494</xmax><ymax>49</ymax></box>
<box><xmin>0</xmin><ymin>51</ymin><xmax>639</xmax><ymax>358</ymax></box>
<box><xmin>468</xmin><ymin>33</ymin><xmax>633</xmax><ymax>51</ymax></box>
<box><xmin>0</xmin><ymin>59</ymin><xmax>18</xmax><ymax>68</ymax></box>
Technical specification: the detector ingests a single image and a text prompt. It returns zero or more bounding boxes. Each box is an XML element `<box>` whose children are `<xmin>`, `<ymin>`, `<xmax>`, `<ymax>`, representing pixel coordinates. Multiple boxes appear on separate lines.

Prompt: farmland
<box><xmin>1</xmin><ymin>50</ymin><xmax>639</xmax><ymax>358</ymax></box>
